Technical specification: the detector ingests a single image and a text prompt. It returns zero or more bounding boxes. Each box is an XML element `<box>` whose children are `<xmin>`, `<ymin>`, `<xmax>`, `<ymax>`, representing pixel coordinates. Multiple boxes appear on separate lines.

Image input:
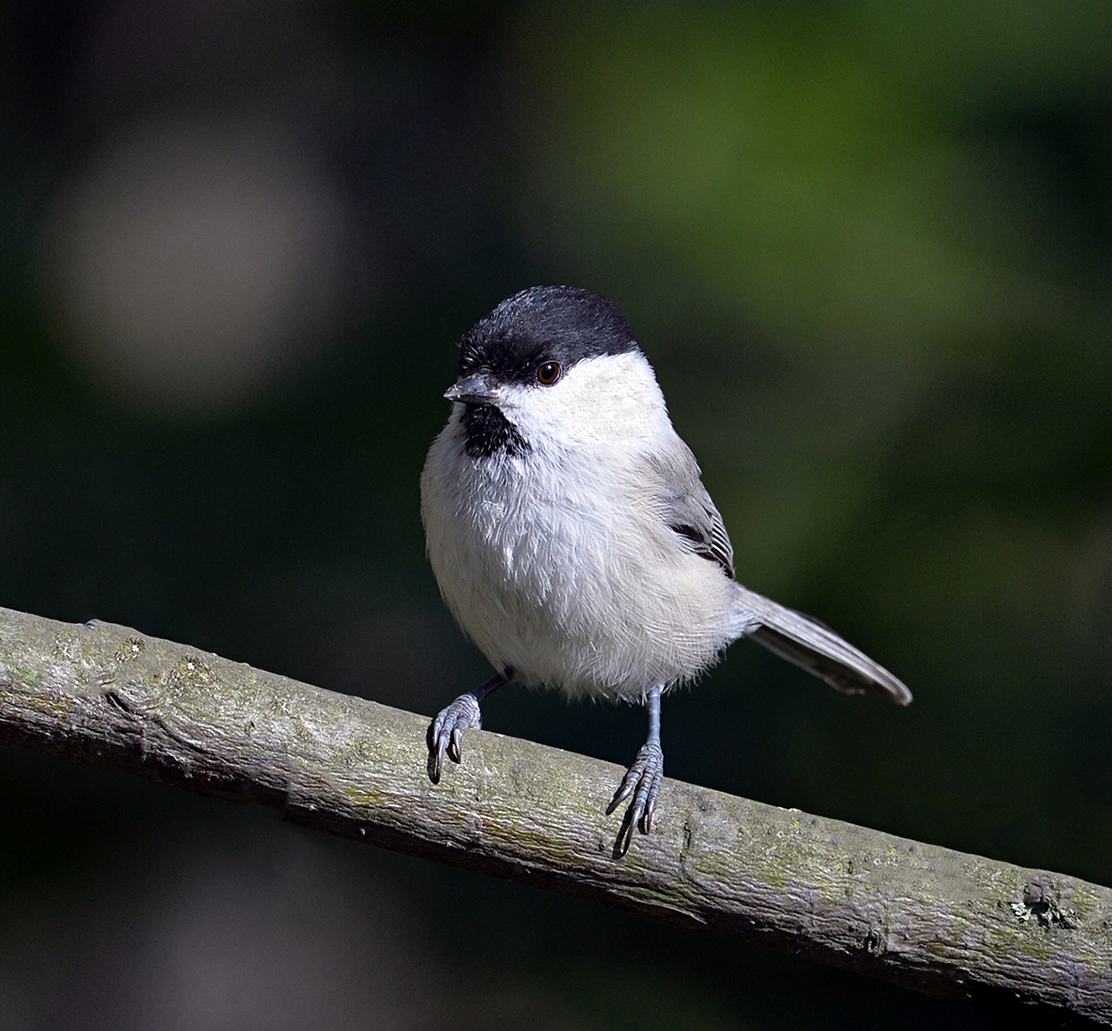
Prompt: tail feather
<box><xmin>735</xmin><ymin>585</ymin><xmax>912</xmax><ymax>705</ymax></box>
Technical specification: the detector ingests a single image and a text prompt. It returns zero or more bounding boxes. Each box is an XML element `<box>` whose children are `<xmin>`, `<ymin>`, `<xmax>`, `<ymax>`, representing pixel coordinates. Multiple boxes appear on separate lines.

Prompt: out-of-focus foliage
<box><xmin>2</xmin><ymin>1</ymin><xmax>1111</xmax><ymax>1027</ymax></box>
<box><xmin>492</xmin><ymin>1</ymin><xmax>1112</xmax><ymax>890</ymax></box>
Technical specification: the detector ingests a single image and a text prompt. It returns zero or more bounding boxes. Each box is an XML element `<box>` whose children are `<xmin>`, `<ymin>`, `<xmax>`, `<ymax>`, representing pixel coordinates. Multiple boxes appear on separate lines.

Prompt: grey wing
<box><xmin>648</xmin><ymin>442</ymin><xmax>735</xmax><ymax>579</ymax></box>
<box><xmin>645</xmin><ymin>437</ymin><xmax>911</xmax><ymax>707</ymax></box>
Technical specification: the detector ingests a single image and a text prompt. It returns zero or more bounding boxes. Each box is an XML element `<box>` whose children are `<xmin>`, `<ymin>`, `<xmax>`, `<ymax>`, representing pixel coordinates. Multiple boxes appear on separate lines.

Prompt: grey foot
<box><xmin>426</xmin><ymin>692</ymin><xmax>482</xmax><ymax>783</ymax></box>
<box><xmin>606</xmin><ymin>740</ymin><xmax>664</xmax><ymax>855</ymax></box>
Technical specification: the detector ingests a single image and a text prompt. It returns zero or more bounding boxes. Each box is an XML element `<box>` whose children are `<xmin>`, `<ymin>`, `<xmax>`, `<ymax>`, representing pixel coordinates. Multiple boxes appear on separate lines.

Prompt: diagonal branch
<box><xmin>1</xmin><ymin>606</ymin><xmax>1110</xmax><ymax>1024</ymax></box>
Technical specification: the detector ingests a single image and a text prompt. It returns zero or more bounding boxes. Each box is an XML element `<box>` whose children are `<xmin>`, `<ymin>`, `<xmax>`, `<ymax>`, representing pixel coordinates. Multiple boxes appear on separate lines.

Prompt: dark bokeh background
<box><xmin>3</xmin><ymin>1</ymin><xmax>1112</xmax><ymax>1027</ymax></box>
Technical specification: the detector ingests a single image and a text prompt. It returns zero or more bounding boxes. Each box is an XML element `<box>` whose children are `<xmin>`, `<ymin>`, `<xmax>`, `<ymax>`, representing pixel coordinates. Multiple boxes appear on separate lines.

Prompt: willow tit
<box><xmin>421</xmin><ymin>286</ymin><xmax>910</xmax><ymax>853</ymax></box>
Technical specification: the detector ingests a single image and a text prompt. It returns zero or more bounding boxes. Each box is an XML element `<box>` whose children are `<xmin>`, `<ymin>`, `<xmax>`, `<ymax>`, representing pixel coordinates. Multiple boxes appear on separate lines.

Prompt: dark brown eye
<box><xmin>536</xmin><ymin>361</ymin><xmax>561</xmax><ymax>385</ymax></box>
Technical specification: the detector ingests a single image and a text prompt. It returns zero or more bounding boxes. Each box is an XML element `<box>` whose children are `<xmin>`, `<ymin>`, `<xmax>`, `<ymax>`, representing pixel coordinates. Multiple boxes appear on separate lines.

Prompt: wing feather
<box><xmin>646</xmin><ymin>445</ymin><xmax>735</xmax><ymax>578</ymax></box>
<box><xmin>643</xmin><ymin>438</ymin><xmax>910</xmax><ymax>706</ymax></box>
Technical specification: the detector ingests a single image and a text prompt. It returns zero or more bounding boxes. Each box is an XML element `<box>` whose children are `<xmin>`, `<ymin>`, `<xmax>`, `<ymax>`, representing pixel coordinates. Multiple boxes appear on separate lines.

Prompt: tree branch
<box><xmin>1</xmin><ymin>606</ymin><xmax>1109</xmax><ymax>1023</ymax></box>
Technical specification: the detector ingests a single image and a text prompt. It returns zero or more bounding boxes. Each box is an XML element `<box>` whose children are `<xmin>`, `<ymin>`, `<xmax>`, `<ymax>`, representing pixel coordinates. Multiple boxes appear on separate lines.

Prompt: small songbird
<box><xmin>421</xmin><ymin>286</ymin><xmax>910</xmax><ymax>853</ymax></box>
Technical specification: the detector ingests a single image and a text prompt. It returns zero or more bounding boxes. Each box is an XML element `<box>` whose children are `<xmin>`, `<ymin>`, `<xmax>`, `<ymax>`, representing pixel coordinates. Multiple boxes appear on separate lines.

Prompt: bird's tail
<box><xmin>732</xmin><ymin>583</ymin><xmax>912</xmax><ymax>705</ymax></box>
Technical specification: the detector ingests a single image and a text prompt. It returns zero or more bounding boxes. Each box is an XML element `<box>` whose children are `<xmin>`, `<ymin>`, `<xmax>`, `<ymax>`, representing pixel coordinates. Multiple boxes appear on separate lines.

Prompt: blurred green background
<box><xmin>3</xmin><ymin>0</ymin><xmax>1111</xmax><ymax>1027</ymax></box>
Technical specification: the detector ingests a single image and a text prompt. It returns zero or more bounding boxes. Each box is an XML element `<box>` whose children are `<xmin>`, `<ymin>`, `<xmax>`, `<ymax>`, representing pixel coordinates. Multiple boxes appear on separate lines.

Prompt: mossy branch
<box><xmin>1</xmin><ymin>606</ymin><xmax>1110</xmax><ymax>1024</ymax></box>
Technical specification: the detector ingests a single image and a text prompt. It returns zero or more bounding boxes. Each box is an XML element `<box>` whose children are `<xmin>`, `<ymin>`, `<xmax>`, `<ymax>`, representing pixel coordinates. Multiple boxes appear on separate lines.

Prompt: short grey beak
<box><xmin>445</xmin><ymin>372</ymin><xmax>498</xmax><ymax>406</ymax></box>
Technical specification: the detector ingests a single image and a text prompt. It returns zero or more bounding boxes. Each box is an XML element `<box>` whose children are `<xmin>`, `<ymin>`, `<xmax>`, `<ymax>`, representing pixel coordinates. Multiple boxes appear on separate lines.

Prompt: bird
<box><xmin>420</xmin><ymin>285</ymin><xmax>910</xmax><ymax>853</ymax></box>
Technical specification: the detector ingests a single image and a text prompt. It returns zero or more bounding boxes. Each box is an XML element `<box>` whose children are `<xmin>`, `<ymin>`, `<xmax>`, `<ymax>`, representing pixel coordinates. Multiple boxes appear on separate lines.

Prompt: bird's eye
<box><xmin>536</xmin><ymin>362</ymin><xmax>562</xmax><ymax>385</ymax></box>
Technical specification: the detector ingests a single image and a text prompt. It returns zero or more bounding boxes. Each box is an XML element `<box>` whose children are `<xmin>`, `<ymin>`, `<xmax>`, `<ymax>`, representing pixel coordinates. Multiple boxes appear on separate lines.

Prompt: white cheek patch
<box><xmin>505</xmin><ymin>351</ymin><xmax>670</xmax><ymax>447</ymax></box>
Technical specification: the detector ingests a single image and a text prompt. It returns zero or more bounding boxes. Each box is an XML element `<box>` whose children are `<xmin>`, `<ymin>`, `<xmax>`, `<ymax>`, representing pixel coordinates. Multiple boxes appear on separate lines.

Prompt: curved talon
<box><xmin>607</xmin><ymin>741</ymin><xmax>664</xmax><ymax>855</ymax></box>
<box><xmin>426</xmin><ymin>692</ymin><xmax>482</xmax><ymax>783</ymax></box>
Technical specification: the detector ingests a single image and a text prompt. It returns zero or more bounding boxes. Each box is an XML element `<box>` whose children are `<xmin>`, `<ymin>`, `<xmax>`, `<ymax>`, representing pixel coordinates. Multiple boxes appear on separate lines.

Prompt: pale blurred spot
<box><xmin>145</xmin><ymin>833</ymin><xmax>432</xmax><ymax>1031</ymax></box>
<box><xmin>40</xmin><ymin>116</ymin><xmax>349</xmax><ymax>417</ymax></box>
<box><xmin>3</xmin><ymin>823</ymin><xmax>439</xmax><ymax>1031</ymax></box>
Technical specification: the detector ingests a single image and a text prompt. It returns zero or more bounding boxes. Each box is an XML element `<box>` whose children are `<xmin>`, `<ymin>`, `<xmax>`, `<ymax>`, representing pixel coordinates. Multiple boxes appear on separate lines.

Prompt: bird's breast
<box><xmin>420</xmin><ymin>423</ymin><xmax>739</xmax><ymax>700</ymax></box>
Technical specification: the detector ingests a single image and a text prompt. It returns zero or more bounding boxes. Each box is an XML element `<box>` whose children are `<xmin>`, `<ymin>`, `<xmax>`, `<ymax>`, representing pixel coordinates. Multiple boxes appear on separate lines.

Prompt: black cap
<box><xmin>458</xmin><ymin>286</ymin><xmax>640</xmax><ymax>385</ymax></box>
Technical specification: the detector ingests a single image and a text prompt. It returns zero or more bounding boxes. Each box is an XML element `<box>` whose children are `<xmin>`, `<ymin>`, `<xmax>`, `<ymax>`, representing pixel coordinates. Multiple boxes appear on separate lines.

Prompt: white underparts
<box><xmin>420</xmin><ymin>352</ymin><xmax>746</xmax><ymax>702</ymax></box>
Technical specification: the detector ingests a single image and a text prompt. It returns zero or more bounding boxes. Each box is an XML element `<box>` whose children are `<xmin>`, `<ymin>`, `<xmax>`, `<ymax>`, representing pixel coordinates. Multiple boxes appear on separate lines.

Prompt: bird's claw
<box><xmin>606</xmin><ymin>740</ymin><xmax>664</xmax><ymax>855</ymax></box>
<box><xmin>426</xmin><ymin>692</ymin><xmax>482</xmax><ymax>783</ymax></box>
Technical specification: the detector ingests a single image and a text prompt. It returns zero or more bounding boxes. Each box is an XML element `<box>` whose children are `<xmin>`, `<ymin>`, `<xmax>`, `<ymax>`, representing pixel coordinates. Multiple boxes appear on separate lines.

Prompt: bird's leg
<box><xmin>426</xmin><ymin>671</ymin><xmax>508</xmax><ymax>783</ymax></box>
<box><xmin>607</xmin><ymin>684</ymin><xmax>664</xmax><ymax>854</ymax></box>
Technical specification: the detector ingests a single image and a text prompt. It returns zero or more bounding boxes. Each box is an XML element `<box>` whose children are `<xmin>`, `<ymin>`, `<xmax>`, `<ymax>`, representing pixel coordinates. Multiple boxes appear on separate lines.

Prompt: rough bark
<box><xmin>1</xmin><ymin>606</ymin><xmax>1109</xmax><ymax>1023</ymax></box>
